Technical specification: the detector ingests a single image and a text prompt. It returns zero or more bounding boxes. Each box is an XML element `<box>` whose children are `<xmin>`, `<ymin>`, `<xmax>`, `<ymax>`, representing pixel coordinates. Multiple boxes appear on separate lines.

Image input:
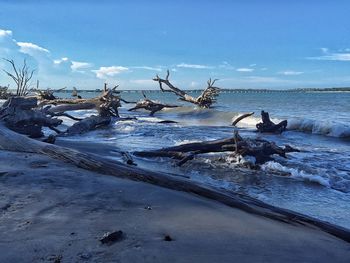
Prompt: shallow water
<box><xmin>6</xmin><ymin>90</ymin><xmax>350</xmax><ymax>229</ymax></box>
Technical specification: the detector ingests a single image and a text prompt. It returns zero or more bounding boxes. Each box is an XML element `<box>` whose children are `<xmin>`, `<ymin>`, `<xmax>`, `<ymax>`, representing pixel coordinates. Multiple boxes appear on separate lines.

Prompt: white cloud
<box><xmin>17</xmin><ymin>42</ymin><xmax>50</xmax><ymax>54</ymax></box>
<box><xmin>132</xmin><ymin>66</ymin><xmax>162</xmax><ymax>72</ymax></box>
<box><xmin>0</xmin><ymin>28</ymin><xmax>101</xmax><ymax>89</ymax></box>
<box><xmin>54</xmin><ymin>57</ymin><xmax>69</xmax><ymax>64</ymax></box>
<box><xmin>236</xmin><ymin>68</ymin><xmax>254</xmax><ymax>72</ymax></box>
<box><xmin>279</xmin><ymin>70</ymin><xmax>304</xmax><ymax>76</ymax></box>
<box><xmin>177</xmin><ymin>63</ymin><xmax>212</xmax><ymax>69</ymax></box>
<box><xmin>319</xmin><ymin>53</ymin><xmax>350</xmax><ymax>61</ymax></box>
<box><xmin>219</xmin><ymin>61</ymin><xmax>235</xmax><ymax>70</ymax></box>
<box><xmin>308</xmin><ymin>48</ymin><xmax>350</xmax><ymax>61</ymax></box>
<box><xmin>93</xmin><ymin>66</ymin><xmax>129</xmax><ymax>79</ymax></box>
<box><xmin>71</xmin><ymin>61</ymin><xmax>93</xmax><ymax>72</ymax></box>
<box><xmin>0</xmin><ymin>29</ymin><xmax>12</xmax><ymax>37</ymax></box>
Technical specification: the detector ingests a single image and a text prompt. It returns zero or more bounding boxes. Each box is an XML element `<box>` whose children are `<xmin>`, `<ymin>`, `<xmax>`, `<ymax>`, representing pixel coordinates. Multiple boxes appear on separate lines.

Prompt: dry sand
<box><xmin>0</xmin><ymin>150</ymin><xmax>349</xmax><ymax>263</ymax></box>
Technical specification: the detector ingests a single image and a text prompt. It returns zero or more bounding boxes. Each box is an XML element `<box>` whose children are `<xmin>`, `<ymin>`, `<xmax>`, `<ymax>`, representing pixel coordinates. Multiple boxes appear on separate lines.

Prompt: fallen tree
<box><xmin>0</xmin><ymin>123</ymin><xmax>349</xmax><ymax>243</ymax></box>
<box><xmin>39</xmin><ymin>84</ymin><xmax>121</xmax><ymax>117</ymax></box>
<box><xmin>128</xmin><ymin>92</ymin><xmax>178</xmax><ymax>116</ymax></box>
<box><xmin>153</xmin><ymin>70</ymin><xmax>220</xmax><ymax>108</ymax></box>
<box><xmin>134</xmin><ymin>130</ymin><xmax>299</xmax><ymax>167</ymax></box>
<box><xmin>0</xmin><ymin>97</ymin><xmax>62</xmax><ymax>138</ymax></box>
<box><xmin>256</xmin><ymin>111</ymin><xmax>288</xmax><ymax>133</ymax></box>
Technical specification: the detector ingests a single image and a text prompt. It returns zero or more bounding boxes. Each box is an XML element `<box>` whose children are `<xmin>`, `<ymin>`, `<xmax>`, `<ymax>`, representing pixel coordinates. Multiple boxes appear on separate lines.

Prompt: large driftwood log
<box><xmin>153</xmin><ymin>70</ymin><xmax>220</xmax><ymax>108</ymax></box>
<box><xmin>135</xmin><ymin>131</ymin><xmax>299</xmax><ymax>166</ymax></box>
<box><xmin>256</xmin><ymin>111</ymin><xmax>288</xmax><ymax>133</ymax></box>
<box><xmin>0</xmin><ymin>97</ymin><xmax>62</xmax><ymax>138</ymax></box>
<box><xmin>64</xmin><ymin>115</ymin><xmax>111</xmax><ymax>135</ymax></box>
<box><xmin>39</xmin><ymin>84</ymin><xmax>121</xmax><ymax>117</ymax></box>
<box><xmin>0</xmin><ymin>123</ymin><xmax>349</xmax><ymax>243</ymax></box>
<box><xmin>128</xmin><ymin>92</ymin><xmax>178</xmax><ymax>116</ymax></box>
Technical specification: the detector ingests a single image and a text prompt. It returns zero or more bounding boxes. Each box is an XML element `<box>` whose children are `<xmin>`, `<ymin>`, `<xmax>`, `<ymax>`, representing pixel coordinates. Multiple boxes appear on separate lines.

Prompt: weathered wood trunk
<box><xmin>256</xmin><ymin>111</ymin><xmax>287</xmax><ymax>133</ymax></box>
<box><xmin>39</xmin><ymin>85</ymin><xmax>121</xmax><ymax>118</ymax></box>
<box><xmin>0</xmin><ymin>97</ymin><xmax>62</xmax><ymax>138</ymax></box>
<box><xmin>64</xmin><ymin>115</ymin><xmax>111</xmax><ymax>135</ymax></box>
<box><xmin>135</xmin><ymin>132</ymin><xmax>299</xmax><ymax>166</ymax></box>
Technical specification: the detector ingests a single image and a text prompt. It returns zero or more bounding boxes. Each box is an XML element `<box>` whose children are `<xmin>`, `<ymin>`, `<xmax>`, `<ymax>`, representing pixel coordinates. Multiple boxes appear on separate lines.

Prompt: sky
<box><xmin>1</xmin><ymin>0</ymin><xmax>350</xmax><ymax>90</ymax></box>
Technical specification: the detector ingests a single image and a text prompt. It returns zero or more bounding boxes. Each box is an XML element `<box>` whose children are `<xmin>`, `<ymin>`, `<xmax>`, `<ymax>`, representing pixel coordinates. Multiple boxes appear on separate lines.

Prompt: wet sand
<box><xmin>0</xmin><ymin>150</ymin><xmax>349</xmax><ymax>263</ymax></box>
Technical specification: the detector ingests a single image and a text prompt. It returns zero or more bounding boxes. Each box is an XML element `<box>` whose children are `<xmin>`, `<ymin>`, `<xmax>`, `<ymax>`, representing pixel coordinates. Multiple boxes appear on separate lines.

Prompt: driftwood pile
<box><xmin>0</xmin><ymin>84</ymin><xmax>132</xmax><ymax>138</ymax></box>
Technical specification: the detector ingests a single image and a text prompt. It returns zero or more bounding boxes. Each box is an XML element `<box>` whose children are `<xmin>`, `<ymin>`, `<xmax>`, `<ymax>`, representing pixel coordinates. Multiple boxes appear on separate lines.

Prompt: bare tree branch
<box><xmin>2</xmin><ymin>58</ymin><xmax>35</xmax><ymax>96</ymax></box>
<box><xmin>153</xmin><ymin>70</ymin><xmax>220</xmax><ymax>108</ymax></box>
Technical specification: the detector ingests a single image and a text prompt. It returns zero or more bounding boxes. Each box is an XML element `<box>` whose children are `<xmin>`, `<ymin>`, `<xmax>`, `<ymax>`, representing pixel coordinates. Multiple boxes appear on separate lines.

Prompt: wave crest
<box><xmin>287</xmin><ymin>118</ymin><xmax>350</xmax><ymax>138</ymax></box>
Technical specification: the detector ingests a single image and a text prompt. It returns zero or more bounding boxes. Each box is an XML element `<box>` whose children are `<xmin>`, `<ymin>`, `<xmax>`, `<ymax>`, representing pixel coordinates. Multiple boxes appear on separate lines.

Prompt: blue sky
<box><xmin>1</xmin><ymin>0</ymin><xmax>350</xmax><ymax>90</ymax></box>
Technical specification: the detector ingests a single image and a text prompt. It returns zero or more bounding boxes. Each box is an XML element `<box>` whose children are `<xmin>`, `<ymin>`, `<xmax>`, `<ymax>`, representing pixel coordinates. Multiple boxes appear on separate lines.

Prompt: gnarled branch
<box><xmin>153</xmin><ymin>70</ymin><xmax>220</xmax><ymax>108</ymax></box>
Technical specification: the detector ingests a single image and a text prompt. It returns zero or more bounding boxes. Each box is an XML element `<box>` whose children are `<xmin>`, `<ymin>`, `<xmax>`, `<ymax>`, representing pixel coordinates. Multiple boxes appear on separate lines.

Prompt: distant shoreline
<box><xmin>4</xmin><ymin>87</ymin><xmax>349</xmax><ymax>93</ymax></box>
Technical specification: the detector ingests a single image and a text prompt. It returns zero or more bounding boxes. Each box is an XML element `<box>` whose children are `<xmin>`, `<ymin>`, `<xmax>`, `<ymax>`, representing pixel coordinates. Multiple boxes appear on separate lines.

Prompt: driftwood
<box><xmin>64</xmin><ymin>115</ymin><xmax>111</xmax><ymax>136</ymax></box>
<box><xmin>34</xmin><ymin>87</ymin><xmax>66</xmax><ymax>101</ymax></box>
<box><xmin>0</xmin><ymin>86</ymin><xmax>12</xmax><ymax>100</ymax></box>
<box><xmin>128</xmin><ymin>92</ymin><xmax>178</xmax><ymax>116</ymax></box>
<box><xmin>0</xmin><ymin>85</ymin><xmax>122</xmax><ymax>138</ymax></box>
<box><xmin>232</xmin><ymin>112</ymin><xmax>254</xmax><ymax>126</ymax></box>
<box><xmin>0</xmin><ymin>123</ymin><xmax>349</xmax><ymax>243</ymax></box>
<box><xmin>256</xmin><ymin>111</ymin><xmax>287</xmax><ymax>133</ymax></box>
<box><xmin>71</xmin><ymin>87</ymin><xmax>82</xmax><ymax>99</ymax></box>
<box><xmin>153</xmin><ymin>70</ymin><xmax>220</xmax><ymax>108</ymax></box>
<box><xmin>0</xmin><ymin>97</ymin><xmax>61</xmax><ymax>138</ymax></box>
<box><xmin>134</xmin><ymin>131</ymin><xmax>299</xmax><ymax>166</ymax></box>
<box><xmin>39</xmin><ymin>84</ymin><xmax>121</xmax><ymax>118</ymax></box>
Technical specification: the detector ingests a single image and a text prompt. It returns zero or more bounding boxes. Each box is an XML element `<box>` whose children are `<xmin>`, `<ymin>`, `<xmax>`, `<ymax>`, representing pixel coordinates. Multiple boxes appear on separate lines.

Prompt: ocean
<box><xmin>7</xmin><ymin>90</ymin><xmax>350</xmax><ymax>229</ymax></box>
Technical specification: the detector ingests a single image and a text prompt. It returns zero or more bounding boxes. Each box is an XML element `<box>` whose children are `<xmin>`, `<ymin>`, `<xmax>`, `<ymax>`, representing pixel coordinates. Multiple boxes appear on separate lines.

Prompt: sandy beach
<box><xmin>1</xmin><ymin>149</ymin><xmax>349</xmax><ymax>263</ymax></box>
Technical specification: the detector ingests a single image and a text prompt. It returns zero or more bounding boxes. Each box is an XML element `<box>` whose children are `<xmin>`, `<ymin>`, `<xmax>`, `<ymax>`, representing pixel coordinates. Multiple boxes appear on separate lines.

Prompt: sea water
<box><xmin>13</xmin><ymin>90</ymin><xmax>350</xmax><ymax>228</ymax></box>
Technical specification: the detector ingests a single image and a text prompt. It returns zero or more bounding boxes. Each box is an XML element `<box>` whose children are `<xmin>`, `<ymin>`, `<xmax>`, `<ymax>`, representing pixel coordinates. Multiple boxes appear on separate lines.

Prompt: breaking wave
<box><xmin>261</xmin><ymin>161</ymin><xmax>331</xmax><ymax>187</ymax></box>
<box><xmin>287</xmin><ymin>118</ymin><xmax>350</xmax><ymax>138</ymax></box>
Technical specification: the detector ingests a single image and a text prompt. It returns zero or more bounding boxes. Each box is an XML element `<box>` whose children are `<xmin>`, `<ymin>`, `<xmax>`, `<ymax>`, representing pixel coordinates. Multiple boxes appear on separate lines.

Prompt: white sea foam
<box><xmin>261</xmin><ymin>161</ymin><xmax>331</xmax><ymax>187</ymax></box>
<box><xmin>287</xmin><ymin>118</ymin><xmax>350</xmax><ymax>138</ymax></box>
<box><xmin>115</xmin><ymin>125</ymin><xmax>135</xmax><ymax>133</ymax></box>
<box><xmin>137</xmin><ymin>116</ymin><xmax>164</xmax><ymax>123</ymax></box>
<box><xmin>230</xmin><ymin>112</ymin><xmax>350</xmax><ymax>138</ymax></box>
<box><xmin>174</xmin><ymin>139</ymin><xmax>202</xmax><ymax>145</ymax></box>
